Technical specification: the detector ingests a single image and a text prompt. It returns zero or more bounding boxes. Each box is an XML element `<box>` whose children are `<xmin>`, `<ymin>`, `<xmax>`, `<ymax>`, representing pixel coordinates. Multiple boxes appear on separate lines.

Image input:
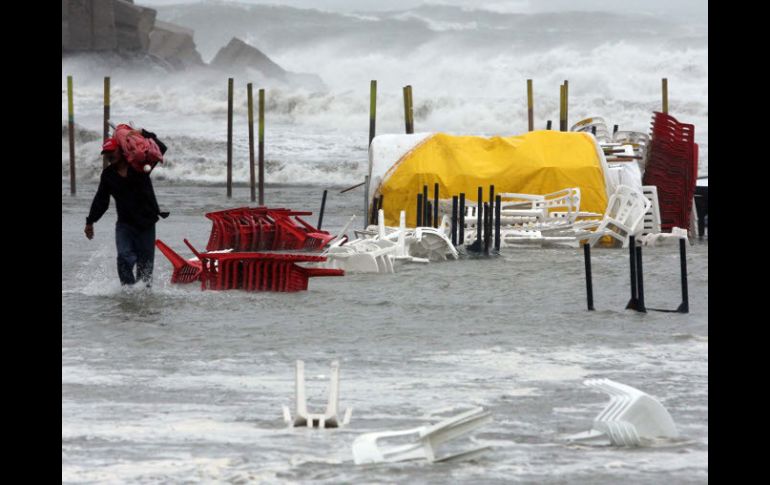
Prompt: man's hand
<box><xmin>85</xmin><ymin>224</ymin><xmax>94</xmax><ymax>240</ymax></box>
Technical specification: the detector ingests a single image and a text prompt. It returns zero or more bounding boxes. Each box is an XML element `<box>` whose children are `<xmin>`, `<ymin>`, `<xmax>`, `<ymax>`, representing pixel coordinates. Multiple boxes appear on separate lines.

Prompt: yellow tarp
<box><xmin>374</xmin><ymin>131</ymin><xmax>608</xmax><ymax>227</ymax></box>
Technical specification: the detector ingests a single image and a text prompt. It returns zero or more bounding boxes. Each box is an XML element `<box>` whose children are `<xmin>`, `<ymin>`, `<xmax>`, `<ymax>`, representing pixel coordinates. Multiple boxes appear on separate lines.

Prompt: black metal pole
<box><xmin>459</xmin><ymin>193</ymin><xmax>465</xmax><ymax>245</ymax></box>
<box><xmin>489</xmin><ymin>185</ymin><xmax>495</xmax><ymax>218</ymax></box>
<box><xmin>451</xmin><ymin>195</ymin><xmax>458</xmax><ymax>246</ymax></box>
<box><xmin>476</xmin><ymin>187</ymin><xmax>483</xmax><ymax>247</ymax></box>
<box><xmin>433</xmin><ymin>183</ymin><xmax>439</xmax><ymax>229</ymax></box>
<box><xmin>484</xmin><ymin>202</ymin><xmax>491</xmax><ymax>254</ymax></box>
<box><xmin>377</xmin><ymin>195</ymin><xmax>384</xmax><ymax>224</ymax></box>
<box><xmin>317</xmin><ymin>189</ymin><xmax>327</xmax><ymax>230</ymax></box>
<box><xmin>494</xmin><ymin>194</ymin><xmax>501</xmax><ymax>251</ymax></box>
<box><xmin>426</xmin><ymin>200</ymin><xmax>432</xmax><ymax>227</ymax></box>
<box><xmin>583</xmin><ymin>243</ymin><xmax>595</xmax><ymax>310</ymax></box>
<box><xmin>416</xmin><ymin>193</ymin><xmax>423</xmax><ymax>227</ymax></box>
<box><xmin>677</xmin><ymin>238</ymin><xmax>689</xmax><ymax>313</ymax></box>
<box><xmin>546</xmin><ymin>120</ymin><xmax>552</xmax><ymax>130</ymax></box>
<box><xmin>423</xmin><ymin>185</ymin><xmax>429</xmax><ymax>226</ymax></box>
<box><xmin>636</xmin><ymin>245</ymin><xmax>647</xmax><ymax>313</ymax></box>
<box><xmin>626</xmin><ymin>236</ymin><xmax>639</xmax><ymax>310</ymax></box>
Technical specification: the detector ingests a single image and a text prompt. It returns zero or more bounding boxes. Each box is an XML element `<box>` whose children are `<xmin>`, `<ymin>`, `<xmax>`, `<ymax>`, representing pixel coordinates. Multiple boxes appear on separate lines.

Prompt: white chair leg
<box><xmin>325</xmin><ymin>360</ymin><xmax>340</xmax><ymax>421</ymax></box>
<box><xmin>295</xmin><ymin>360</ymin><xmax>308</xmax><ymax>424</ymax></box>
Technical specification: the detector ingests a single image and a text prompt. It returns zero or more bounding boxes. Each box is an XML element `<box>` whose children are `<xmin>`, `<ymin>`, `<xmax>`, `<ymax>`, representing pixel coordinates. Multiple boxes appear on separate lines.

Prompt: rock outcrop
<box><xmin>62</xmin><ymin>2</ymin><xmax>325</xmax><ymax>90</ymax></box>
<box><xmin>211</xmin><ymin>38</ymin><xmax>326</xmax><ymax>91</ymax></box>
<box><xmin>149</xmin><ymin>20</ymin><xmax>204</xmax><ymax>68</ymax></box>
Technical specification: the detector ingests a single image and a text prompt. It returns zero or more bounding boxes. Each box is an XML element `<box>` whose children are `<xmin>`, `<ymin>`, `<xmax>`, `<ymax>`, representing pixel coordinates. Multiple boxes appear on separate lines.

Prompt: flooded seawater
<box><xmin>62</xmin><ymin>181</ymin><xmax>708</xmax><ymax>484</ymax></box>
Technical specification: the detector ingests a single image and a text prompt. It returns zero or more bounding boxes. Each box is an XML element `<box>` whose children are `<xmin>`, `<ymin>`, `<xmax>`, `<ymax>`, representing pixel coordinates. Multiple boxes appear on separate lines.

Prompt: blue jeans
<box><xmin>115</xmin><ymin>222</ymin><xmax>156</xmax><ymax>286</ymax></box>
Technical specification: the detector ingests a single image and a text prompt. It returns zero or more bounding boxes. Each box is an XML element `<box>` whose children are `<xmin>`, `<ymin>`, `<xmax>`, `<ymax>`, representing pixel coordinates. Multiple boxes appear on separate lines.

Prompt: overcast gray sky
<box><xmin>141</xmin><ymin>0</ymin><xmax>708</xmax><ymax>23</ymax></box>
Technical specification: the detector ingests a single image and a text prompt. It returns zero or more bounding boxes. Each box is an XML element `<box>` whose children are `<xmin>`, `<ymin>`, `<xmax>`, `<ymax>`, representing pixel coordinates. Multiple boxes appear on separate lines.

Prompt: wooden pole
<box><xmin>67</xmin><ymin>75</ymin><xmax>76</xmax><ymax>195</ymax></box>
<box><xmin>226</xmin><ymin>77</ymin><xmax>233</xmax><ymax>198</ymax></box>
<box><xmin>406</xmin><ymin>85</ymin><xmax>414</xmax><ymax>134</ymax></box>
<box><xmin>258</xmin><ymin>88</ymin><xmax>265</xmax><ymax>205</ymax></box>
<box><xmin>367</xmin><ymin>80</ymin><xmax>377</xmax><ymax>202</ymax></box>
<box><xmin>662</xmin><ymin>78</ymin><xmax>669</xmax><ymax>114</ymax></box>
<box><xmin>247</xmin><ymin>83</ymin><xmax>256</xmax><ymax>202</ymax></box>
<box><xmin>369</xmin><ymin>80</ymin><xmax>377</xmax><ymax>146</ymax></box>
<box><xmin>103</xmin><ymin>76</ymin><xmax>110</xmax><ymax>169</ymax></box>
<box><xmin>527</xmin><ymin>79</ymin><xmax>534</xmax><ymax>132</ymax></box>
<box><xmin>563</xmin><ymin>79</ymin><xmax>569</xmax><ymax>130</ymax></box>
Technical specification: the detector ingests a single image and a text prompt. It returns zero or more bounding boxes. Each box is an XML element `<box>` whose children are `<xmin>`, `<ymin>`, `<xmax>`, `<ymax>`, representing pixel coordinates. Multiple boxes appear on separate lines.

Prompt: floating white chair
<box><xmin>282</xmin><ymin>360</ymin><xmax>352</xmax><ymax>429</ymax></box>
<box><xmin>352</xmin><ymin>407</ymin><xmax>492</xmax><ymax>465</ymax></box>
<box><xmin>567</xmin><ymin>378</ymin><xmax>678</xmax><ymax>447</ymax></box>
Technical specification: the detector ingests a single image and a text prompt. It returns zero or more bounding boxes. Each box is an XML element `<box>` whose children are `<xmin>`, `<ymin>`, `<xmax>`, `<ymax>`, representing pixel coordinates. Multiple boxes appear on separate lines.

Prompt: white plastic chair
<box><xmin>282</xmin><ymin>360</ymin><xmax>352</xmax><ymax>429</ymax></box>
<box><xmin>641</xmin><ymin>185</ymin><xmax>662</xmax><ymax>235</ymax></box>
<box><xmin>571</xmin><ymin>117</ymin><xmax>612</xmax><ymax>143</ymax></box>
<box><xmin>498</xmin><ymin>188</ymin><xmax>582</xmax><ymax>224</ymax></box>
<box><xmin>352</xmin><ymin>407</ymin><xmax>492</xmax><ymax>464</ymax></box>
<box><xmin>567</xmin><ymin>378</ymin><xmax>678</xmax><ymax>447</ymax></box>
<box><xmin>586</xmin><ymin>185</ymin><xmax>652</xmax><ymax>248</ymax></box>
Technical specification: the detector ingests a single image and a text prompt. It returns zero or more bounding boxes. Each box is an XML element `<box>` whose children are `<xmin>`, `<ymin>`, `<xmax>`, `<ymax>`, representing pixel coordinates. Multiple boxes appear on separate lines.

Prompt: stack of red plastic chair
<box><xmin>183</xmin><ymin>239</ymin><xmax>343</xmax><ymax>292</ymax></box>
<box><xmin>156</xmin><ymin>205</ymin><xmax>344</xmax><ymax>292</ymax></box>
<box><xmin>205</xmin><ymin>207</ymin><xmax>335</xmax><ymax>252</ymax></box>
<box><xmin>642</xmin><ymin>112</ymin><xmax>699</xmax><ymax>232</ymax></box>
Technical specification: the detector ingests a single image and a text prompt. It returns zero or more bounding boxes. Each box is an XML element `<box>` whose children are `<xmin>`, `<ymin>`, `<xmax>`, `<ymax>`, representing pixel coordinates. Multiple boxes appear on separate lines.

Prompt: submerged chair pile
<box><xmin>156</xmin><ymin>206</ymin><xmax>343</xmax><ymax>292</ymax></box>
<box><xmin>462</xmin><ymin>187</ymin><xmax>603</xmax><ymax>248</ymax></box>
<box><xmin>322</xmin><ymin>210</ymin><xmax>458</xmax><ymax>274</ymax></box>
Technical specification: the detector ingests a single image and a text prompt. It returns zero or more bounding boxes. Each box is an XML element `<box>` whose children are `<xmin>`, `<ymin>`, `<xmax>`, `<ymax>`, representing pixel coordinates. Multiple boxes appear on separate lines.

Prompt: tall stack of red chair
<box><xmin>642</xmin><ymin>112</ymin><xmax>699</xmax><ymax>232</ymax></box>
<box><xmin>205</xmin><ymin>207</ymin><xmax>334</xmax><ymax>252</ymax></box>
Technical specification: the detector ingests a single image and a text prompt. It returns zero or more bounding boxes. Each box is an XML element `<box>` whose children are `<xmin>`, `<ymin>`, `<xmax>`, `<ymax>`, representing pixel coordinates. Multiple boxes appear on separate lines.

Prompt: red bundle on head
<box><xmin>113</xmin><ymin>123</ymin><xmax>164</xmax><ymax>173</ymax></box>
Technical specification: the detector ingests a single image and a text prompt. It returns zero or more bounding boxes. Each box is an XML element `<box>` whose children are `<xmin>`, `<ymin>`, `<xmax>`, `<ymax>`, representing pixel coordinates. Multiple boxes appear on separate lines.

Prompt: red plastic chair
<box><xmin>155</xmin><ymin>239</ymin><xmax>203</xmax><ymax>284</ymax></box>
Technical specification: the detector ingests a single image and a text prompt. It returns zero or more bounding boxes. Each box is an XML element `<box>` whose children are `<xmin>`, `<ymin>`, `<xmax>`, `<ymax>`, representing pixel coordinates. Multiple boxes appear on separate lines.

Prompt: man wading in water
<box><xmin>84</xmin><ymin>129</ymin><xmax>169</xmax><ymax>287</ymax></box>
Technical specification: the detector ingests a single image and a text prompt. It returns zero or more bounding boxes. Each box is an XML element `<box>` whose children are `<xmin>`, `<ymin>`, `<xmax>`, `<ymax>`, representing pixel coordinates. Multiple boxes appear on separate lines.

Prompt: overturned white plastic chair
<box><xmin>638</xmin><ymin>226</ymin><xmax>688</xmax><ymax>247</ymax></box>
<box><xmin>282</xmin><ymin>360</ymin><xmax>352</xmax><ymax>429</ymax></box>
<box><xmin>567</xmin><ymin>378</ymin><xmax>678</xmax><ymax>447</ymax></box>
<box><xmin>352</xmin><ymin>407</ymin><xmax>492</xmax><ymax>465</ymax></box>
<box><xmin>586</xmin><ymin>185</ymin><xmax>652</xmax><ymax>248</ymax></box>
